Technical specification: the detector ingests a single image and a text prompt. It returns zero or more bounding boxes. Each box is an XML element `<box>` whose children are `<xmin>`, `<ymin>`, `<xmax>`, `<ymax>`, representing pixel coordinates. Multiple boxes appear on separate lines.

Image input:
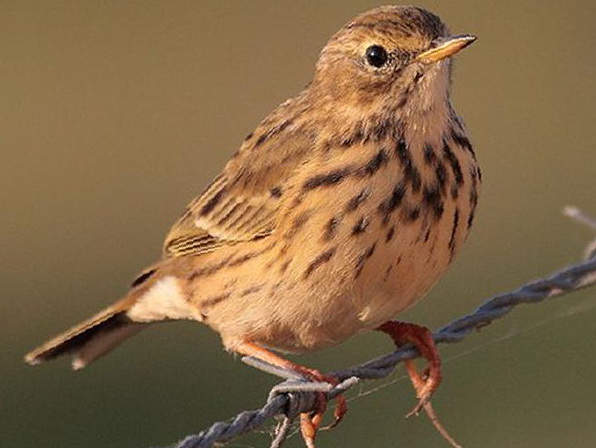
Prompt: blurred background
<box><xmin>3</xmin><ymin>1</ymin><xmax>596</xmax><ymax>447</ymax></box>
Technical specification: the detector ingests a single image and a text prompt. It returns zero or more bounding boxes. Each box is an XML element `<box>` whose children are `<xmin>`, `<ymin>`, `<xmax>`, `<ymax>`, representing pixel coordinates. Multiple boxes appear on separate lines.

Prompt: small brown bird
<box><xmin>26</xmin><ymin>5</ymin><xmax>478</xmax><ymax>447</ymax></box>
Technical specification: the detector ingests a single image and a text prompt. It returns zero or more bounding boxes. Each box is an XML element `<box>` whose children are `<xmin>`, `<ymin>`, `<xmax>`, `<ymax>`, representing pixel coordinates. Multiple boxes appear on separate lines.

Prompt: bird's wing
<box><xmin>163</xmin><ymin>120</ymin><xmax>315</xmax><ymax>257</ymax></box>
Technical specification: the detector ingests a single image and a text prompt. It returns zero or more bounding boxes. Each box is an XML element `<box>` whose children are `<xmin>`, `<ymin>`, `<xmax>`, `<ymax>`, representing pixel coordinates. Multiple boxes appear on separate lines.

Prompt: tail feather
<box><xmin>25</xmin><ymin>295</ymin><xmax>146</xmax><ymax>369</ymax></box>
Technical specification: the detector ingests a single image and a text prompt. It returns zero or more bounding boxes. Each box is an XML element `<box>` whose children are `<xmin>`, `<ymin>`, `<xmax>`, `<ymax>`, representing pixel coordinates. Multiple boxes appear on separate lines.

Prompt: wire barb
<box><xmin>165</xmin><ymin>209</ymin><xmax>596</xmax><ymax>448</ymax></box>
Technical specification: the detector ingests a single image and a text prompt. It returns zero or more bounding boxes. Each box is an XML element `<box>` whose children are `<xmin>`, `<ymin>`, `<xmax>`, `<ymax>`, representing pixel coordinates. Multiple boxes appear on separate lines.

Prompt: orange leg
<box><xmin>235</xmin><ymin>342</ymin><xmax>347</xmax><ymax>448</ymax></box>
<box><xmin>376</xmin><ymin>321</ymin><xmax>441</xmax><ymax>415</ymax></box>
<box><xmin>377</xmin><ymin>321</ymin><xmax>462</xmax><ymax>447</ymax></box>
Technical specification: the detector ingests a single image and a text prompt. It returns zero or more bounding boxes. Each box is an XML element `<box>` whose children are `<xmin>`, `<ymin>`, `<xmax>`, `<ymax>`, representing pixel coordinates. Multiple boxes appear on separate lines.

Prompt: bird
<box><xmin>25</xmin><ymin>5</ymin><xmax>478</xmax><ymax>447</ymax></box>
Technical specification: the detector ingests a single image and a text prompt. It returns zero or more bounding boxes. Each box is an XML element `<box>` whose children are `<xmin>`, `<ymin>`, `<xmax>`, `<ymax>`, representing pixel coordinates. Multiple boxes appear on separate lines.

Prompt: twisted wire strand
<box><xmin>168</xmin><ymin>214</ymin><xmax>596</xmax><ymax>448</ymax></box>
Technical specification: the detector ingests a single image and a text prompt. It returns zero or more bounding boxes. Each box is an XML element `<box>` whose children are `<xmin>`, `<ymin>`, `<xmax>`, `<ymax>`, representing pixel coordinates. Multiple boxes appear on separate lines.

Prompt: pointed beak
<box><xmin>416</xmin><ymin>34</ymin><xmax>477</xmax><ymax>63</ymax></box>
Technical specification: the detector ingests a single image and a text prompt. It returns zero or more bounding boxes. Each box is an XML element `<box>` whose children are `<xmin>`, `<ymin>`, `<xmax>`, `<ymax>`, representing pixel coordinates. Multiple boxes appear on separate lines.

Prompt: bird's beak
<box><xmin>416</xmin><ymin>35</ymin><xmax>477</xmax><ymax>63</ymax></box>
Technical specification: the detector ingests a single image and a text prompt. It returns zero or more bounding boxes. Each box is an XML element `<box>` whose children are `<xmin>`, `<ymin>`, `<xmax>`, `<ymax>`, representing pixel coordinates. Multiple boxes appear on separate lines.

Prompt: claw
<box><xmin>235</xmin><ymin>341</ymin><xmax>347</xmax><ymax>448</ymax></box>
<box><xmin>300</xmin><ymin>405</ymin><xmax>320</xmax><ymax>448</ymax></box>
<box><xmin>403</xmin><ymin>359</ymin><xmax>435</xmax><ymax>417</ymax></box>
<box><xmin>377</xmin><ymin>321</ymin><xmax>462</xmax><ymax>448</ymax></box>
<box><xmin>300</xmin><ymin>370</ymin><xmax>348</xmax><ymax>442</ymax></box>
<box><xmin>377</xmin><ymin>321</ymin><xmax>442</xmax><ymax>406</ymax></box>
<box><xmin>325</xmin><ymin>392</ymin><xmax>348</xmax><ymax>429</ymax></box>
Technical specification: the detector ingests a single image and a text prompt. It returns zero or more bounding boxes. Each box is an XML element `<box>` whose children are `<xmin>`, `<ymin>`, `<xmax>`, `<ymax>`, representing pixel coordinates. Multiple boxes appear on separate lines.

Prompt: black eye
<box><xmin>365</xmin><ymin>45</ymin><xmax>388</xmax><ymax>68</ymax></box>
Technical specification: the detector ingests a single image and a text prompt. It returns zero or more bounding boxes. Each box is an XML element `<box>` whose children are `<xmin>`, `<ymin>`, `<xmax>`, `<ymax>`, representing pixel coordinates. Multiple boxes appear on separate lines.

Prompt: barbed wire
<box><xmin>166</xmin><ymin>208</ymin><xmax>596</xmax><ymax>448</ymax></box>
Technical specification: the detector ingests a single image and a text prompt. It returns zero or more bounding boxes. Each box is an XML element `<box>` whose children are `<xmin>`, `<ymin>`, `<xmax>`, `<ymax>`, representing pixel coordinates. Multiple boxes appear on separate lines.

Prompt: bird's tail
<box><xmin>24</xmin><ymin>294</ymin><xmax>147</xmax><ymax>370</ymax></box>
<box><xmin>24</xmin><ymin>266</ymin><xmax>161</xmax><ymax>370</ymax></box>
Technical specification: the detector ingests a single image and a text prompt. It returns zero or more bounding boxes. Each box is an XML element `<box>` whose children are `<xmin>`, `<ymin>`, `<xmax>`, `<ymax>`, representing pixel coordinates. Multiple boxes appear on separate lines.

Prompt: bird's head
<box><xmin>313</xmin><ymin>6</ymin><xmax>476</xmax><ymax>117</ymax></box>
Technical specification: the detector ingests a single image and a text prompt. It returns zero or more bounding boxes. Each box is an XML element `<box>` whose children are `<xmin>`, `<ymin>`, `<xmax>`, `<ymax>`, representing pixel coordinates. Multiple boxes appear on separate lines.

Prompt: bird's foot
<box><xmin>377</xmin><ymin>321</ymin><xmax>461</xmax><ymax>447</ymax></box>
<box><xmin>235</xmin><ymin>342</ymin><xmax>347</xmax><ymax>448</ymax></box>
<box><xmin>297</xmin><ymin>370</ymin><xmax>347</xmax><ymax>448</ymax></box>
<box><xmin>377</xmin><ymin>320</ymin><xmax>441</xmax><ymax>412</ymax></box>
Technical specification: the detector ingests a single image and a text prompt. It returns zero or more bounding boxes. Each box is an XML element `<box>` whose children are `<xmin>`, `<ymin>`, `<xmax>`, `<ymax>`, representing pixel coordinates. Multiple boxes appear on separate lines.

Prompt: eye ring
<box><xmin>365</xmin><ymin>45</ymin><xmax>389</xmax><ymax>68</ymax></box>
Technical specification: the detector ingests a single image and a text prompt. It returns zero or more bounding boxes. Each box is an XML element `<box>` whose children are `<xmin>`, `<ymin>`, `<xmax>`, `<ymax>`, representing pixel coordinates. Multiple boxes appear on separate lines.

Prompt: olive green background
<box><xmin>3</xmin><ymin>1</ymin><xmax>596</xmax><ymax>447</ymax></box>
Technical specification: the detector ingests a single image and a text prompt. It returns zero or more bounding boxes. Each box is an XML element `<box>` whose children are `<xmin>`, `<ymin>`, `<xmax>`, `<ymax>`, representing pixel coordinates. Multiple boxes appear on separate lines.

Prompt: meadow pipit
<box><xmin>26</xmin><ymin>5</ymin><xmax>479</xmax><ymax>446</ymax></box>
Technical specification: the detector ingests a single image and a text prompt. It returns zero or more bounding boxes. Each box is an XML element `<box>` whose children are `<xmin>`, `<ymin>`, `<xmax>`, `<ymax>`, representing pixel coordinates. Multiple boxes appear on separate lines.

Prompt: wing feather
<box><xmin>163</xmin><ymin>100</ymin><xmax>315</xmax><ymax>257</ymax></box>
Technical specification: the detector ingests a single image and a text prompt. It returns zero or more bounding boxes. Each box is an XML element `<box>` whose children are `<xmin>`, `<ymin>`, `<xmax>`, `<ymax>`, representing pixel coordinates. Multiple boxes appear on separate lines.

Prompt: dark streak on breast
<box><xmin>435</xmin><ymin>162</ymin><xmax>448</xmax><ymax>193</ymax></box>
<box><xmin>442</xmin><ymin>140</ymin><xmax>464</xmax><ymax>187</ymax></box>
<box><xmin>448</xmin><ymin>208</ymin><xmax>460</xmax><ymax>261</ymax></box>
<box><xmin>467</xmin><ymin>187</ymin><xmax>479</xmax><ymax>229</ymax></box>
<box><xmin>323</xmin><ymin>216</ymin><xmax>340</xmax><ymax>241</ymax></box>
<box><xmin>422</xmin><ymin>185</ymin><xmax>445</xmax><ymax>219</ymax></box>
<box><xmin>357</xmin><ymin>148</ymin><xmax>389</xmax><ymax>177</ymax></box>
<box><xmin>339</xmin><ymin>123</ymin><xmax>365</xmax><ymax>147</ymax></box>
<box><xmin>423</xmin><ymin>143</ymin><xmax>437</xmax><ymax>164</ymax></box>
<box><xmin>423</xmin><ymin>144</ymin><xmax>448</xmax><ymax>194</ymax></box>
<box><xmin>450</xmin><ymin>128</ymin><xmax>475</xmax><ymax>157</ymax></box>
<box><xmin>351</xmin><ymin>217</ymin><xmax>369</xmax><ymax>235</ymax></box>
<box><xmin>385</xmin><ymin>225</ymin><xmax>395</xmax><ymax>243</ymax></box>
<box><xmin>378</xmin><ymin>181</ymin><xmax>406</xmax><ymax>224</ymax></box>
<box><xmin>355</xmin><ymin>243</ymin><xmax>377</xmax><ymax>279</ymax></box>
<box><xmin>405</xmin><ymin>206</ymin><xmax>420</xmax><ymax>222</ymax></box>
<box><xmin>303</xmin><ymin>248</ymin><xmax>336</xmax><ymax>279</ymax></box>
<box><xmin>303</xmin><ymin>167</ymin><xmax>353</xmax><ymax>190</ymax></box>
<box><xmin>345</xmin><ymin>187</ymin><xmax>371</xmax><ymax>212</ymax></box>
<box><xmin>395</xmin><ymin>139</ymin><xmax>422</xmax><ymax>192</ymax></box>
<box><xmin>466</xmin><ymin>209</ymin><xmax>476</xmax><ymax>230</ymax></box>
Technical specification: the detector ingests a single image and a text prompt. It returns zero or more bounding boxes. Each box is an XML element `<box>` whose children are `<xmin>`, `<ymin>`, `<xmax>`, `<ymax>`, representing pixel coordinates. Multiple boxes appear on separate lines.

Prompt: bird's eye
<box><xmin>365</xmin><ymin>45</ymin><xmax>388</xmax><ymax>68</ymax></box>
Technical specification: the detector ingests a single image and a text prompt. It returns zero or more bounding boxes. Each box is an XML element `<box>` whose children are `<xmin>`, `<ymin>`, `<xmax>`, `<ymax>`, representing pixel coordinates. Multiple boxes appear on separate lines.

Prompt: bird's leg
<box><xmin>402</xmin><ymin>364</ymin><xmax>463</xmax><ymax>448</ymax></box>
<box><xmin>376</xmin><ymin>321</ymin><xmax>441</xmax><ymax>415</ymax></box>
<box><xmin>235</xmin><ymin>342</ymin><xmax>347</xmax><ymax>448</ymax></box>
<box><xmin>377</xmin><ymin>321</ymin><xmax>462</xmax><ymax>448</ymax></box>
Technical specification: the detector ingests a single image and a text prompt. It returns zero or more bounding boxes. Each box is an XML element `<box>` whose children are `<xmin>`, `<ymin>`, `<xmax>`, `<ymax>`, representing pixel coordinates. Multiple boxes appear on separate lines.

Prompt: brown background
<box><xmin>3</xmin><ymin>1</ymin><xmax>596</xmax><ymax>447</ymax></box>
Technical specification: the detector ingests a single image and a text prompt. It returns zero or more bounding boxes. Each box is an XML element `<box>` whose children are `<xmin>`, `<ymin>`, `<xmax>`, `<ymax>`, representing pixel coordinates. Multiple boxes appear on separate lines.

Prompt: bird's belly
<box><xmin>199</xmin><ymin>171</ymin><xmax>476</xmax><ymax>353</ymax></box>
<box><xmin>213</xmin><ymin>229</ymin><xmax>464</xmax><ymax>354</ymax></box>
<box><xmin>350</xmin><ymin>202</ymin><xmax>471</xmax><ymax>330</ymax></box>
<box><xmin>280</xmin><ymin>203</ymin><xmax>472</xmax><ymax>350</ymax></box>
